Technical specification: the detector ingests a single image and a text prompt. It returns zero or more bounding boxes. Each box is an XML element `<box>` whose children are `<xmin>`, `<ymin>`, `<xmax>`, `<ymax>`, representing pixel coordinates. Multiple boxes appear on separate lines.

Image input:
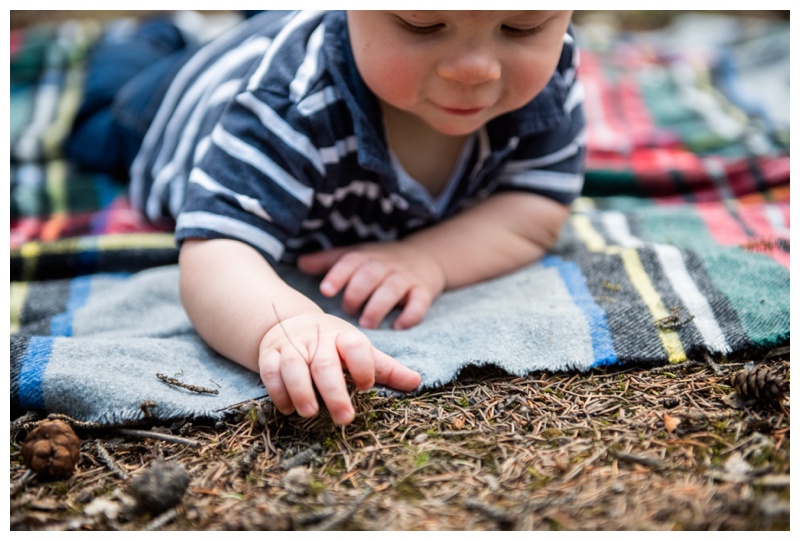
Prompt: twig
<box><xmin>280</xmin><ymin>443</ymin><xmax>321</xmax><ymax>470</ymax></box>
<box><xmin>156</xmin><ymin>373</ymin><xmax>219</xmax><ymax>395</ymax></box>
<box><xmin>236</xmin><ymin>442</ymin><xmax>262</xmax><ymax>476</ymax></box>
<box><xmin>465</xmin><ymin>498</ymin><xmax>515</xmax><ymax>529</ymax></box>
<box><xmin>42</xmin><ymin>413</ymin><xmax>105</xmax><ymax>430</ymax></box>
<box><xmin>562</xmin><ymin>447</ymin><xmax>607</xmax><ymax>481</ymax></box>
<box><xmin>220</xmin><ymin>396</ymin><xmax>269</xmax><ymax>412</ymax></box>
<box><xmin>435</xmin><ymin>428</ymin><xmax>491</xmax><ymax>437</ymax></box>
<box><xmin>95</xmin><ymin>441</ymin><xmax>129</xmax><ymax>480</ymax></box>
<box><xmin>703</xmin><ymin>353</ymin><xmax>724</xmax><ymax>376</ymax></box>
<box><xmin>655</xmin><ymin>306</ymin><xmax>695</xmax><ymax>330</ymax></box>
<box><xmin>648</xmin><ymin>360</ymin><xmax>703</xmax><ymax>374</ymax></box>
<box><xmin>10</xmin><ymin>469</ymin><xmax>37</xmax><ymax>497</ymax></box>
<box><xmin>116</xmin><ymin>428</ymin><xmax>200</xmax><ymax>447</ymax></box>
<box><xmin>763</xmin><ymin>346</ymin><xmax>790</xmax><ymax>361</ymax></box>
<box><xmin>11</xmin><ymin>411</ymin><xmax>42</xmax><ymax>433</ymax></box>
<box><xmin>313</xmin><ymin>487</ymin><xmax>374</xmax><ymax>531</ymax></box>
<box><xmin>144</xmin><ymin>508</ymin><xmax>178</xmax><ymax>531</ymax></box>
<box><xmin>140</xmin><ymin>401</ymin><xmax>157</xmax><ymax>419</ymax></box>
<box><xmin>610</xmin><ymin>451</ymin><xmax>671</xmax><ymax>471</ymax></box>
<box><xmin>271</xmin><ymin>302</ymin><xmax>316</xmax><ymax>361</ymax></box>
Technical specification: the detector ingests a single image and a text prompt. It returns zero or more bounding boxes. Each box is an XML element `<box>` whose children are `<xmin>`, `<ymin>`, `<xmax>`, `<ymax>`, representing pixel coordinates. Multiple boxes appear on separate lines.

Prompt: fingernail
<box><xmin>299</xmin><ymin>404</ymin><xmax>318</xmax><ymax>417</ymax></box>
<box><xmin>336</xmin><ymin>408</ymin><xmax>355</xmax><ymax>425</ymax></box>
<box><xmin>320</xmin><ymin>282</ymin><xmax>336</xmax><ymax>296</ymax></box>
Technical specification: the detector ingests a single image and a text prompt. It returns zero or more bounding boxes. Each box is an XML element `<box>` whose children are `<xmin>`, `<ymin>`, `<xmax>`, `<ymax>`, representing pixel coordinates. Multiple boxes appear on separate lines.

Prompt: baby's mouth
<box><xmin>436</xmin><ymin>104</ymin><xmax>487</xmax><ymax>116</ymax></box>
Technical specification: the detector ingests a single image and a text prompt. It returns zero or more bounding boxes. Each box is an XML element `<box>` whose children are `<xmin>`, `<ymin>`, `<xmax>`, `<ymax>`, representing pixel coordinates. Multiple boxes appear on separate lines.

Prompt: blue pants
<box><xmin>65</xmin><ymin>17</ymin><xmax>195</xmax><ymax>179</ymax></box>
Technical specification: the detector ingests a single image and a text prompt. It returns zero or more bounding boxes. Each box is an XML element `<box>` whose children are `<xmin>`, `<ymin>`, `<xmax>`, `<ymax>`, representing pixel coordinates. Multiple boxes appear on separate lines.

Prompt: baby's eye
<box><xmin>397</xmin><ymin>18</ymin><xmax>444</xmax><ymax>35</ymax></box>
<box><xmin>501</xmin><ymin>25</ymin><xmax>540</xmax><ymax>38</ymax></box>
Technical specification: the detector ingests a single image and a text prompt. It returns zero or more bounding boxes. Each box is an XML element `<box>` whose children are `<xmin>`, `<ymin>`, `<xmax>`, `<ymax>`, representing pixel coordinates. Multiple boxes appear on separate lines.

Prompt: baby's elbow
<box><xmin>530</xmin><ymin>200</ymin><xmax>570</xmax><ymax>253</ymax></box>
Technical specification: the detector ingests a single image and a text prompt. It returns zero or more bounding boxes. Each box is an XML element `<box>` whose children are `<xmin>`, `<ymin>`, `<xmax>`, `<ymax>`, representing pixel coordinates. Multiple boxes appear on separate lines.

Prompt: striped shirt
<box><xmin>130</xmin><ymin>10</ymin><xmax>586</xmax><ymax>265</ymax></box>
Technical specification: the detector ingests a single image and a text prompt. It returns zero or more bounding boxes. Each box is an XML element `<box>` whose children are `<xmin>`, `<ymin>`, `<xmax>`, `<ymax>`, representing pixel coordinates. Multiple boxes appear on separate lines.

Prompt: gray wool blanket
<box><xmin>11</xmin><ymin>209</ymin><xmax>790</xmax><ymax>425</ymax></box>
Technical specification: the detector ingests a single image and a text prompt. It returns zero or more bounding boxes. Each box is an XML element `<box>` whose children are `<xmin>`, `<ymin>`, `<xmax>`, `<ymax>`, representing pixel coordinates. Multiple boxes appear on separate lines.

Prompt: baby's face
<box><xmin>347</xmin><ymin>10</ymin><xmax>573</xmax><ymax>136</ymax></box>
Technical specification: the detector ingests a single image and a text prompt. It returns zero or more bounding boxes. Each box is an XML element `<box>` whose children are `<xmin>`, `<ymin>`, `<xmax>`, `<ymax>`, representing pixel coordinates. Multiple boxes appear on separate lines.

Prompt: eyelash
<box><xmin>397</xmin><ymin>19</ymin><xmax>540</xmax><ymax>38</ymax></box>
<box><xmin>501</xmin><ymin>25</ymin><xmax>541</xmax><ymax>38</ymax></box>
<box><xmin>397</xmin><ymin>19</ymin><xmax>443</xmax><ymax>35</ymax></box>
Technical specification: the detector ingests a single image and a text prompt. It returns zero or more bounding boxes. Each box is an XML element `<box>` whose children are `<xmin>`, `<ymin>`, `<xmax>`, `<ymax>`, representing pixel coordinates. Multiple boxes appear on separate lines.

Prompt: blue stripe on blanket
<box><xmin>50</xmin><ymin>275</ymin><xmax>93</xmax><ymax>336</ymax></box>
<box><xmin>17</xmin><ymin>336</ymin><xmax>53</xmax><ymax>409</ymax></box>
<box><xmin>541</xmin><ymin>255</ymin><xmax>617</xmax><ymax>367</ymax></box>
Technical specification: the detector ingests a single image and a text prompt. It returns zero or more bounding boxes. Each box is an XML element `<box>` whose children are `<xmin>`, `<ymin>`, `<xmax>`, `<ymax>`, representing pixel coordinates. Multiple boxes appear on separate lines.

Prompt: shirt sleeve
<box><xmin>174</xmin><ymin>87</ymin><xmax>325</xmax><ymax>265</ymax></box>
<box><xmin>494</xmin><ymin>26</ymin><xmax>586</xmax><ymax>205</ymax></box>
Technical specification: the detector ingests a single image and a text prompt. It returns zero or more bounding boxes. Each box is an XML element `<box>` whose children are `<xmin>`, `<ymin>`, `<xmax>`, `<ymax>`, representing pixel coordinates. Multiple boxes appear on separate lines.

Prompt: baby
<box><xmin>67</xmin><ymin>10</ymin><xmax>585</xmax><ymax>425</ymax></box>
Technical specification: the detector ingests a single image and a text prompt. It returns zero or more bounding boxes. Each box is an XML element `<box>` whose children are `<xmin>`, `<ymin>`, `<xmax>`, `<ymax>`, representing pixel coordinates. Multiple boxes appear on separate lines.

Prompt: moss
<box><xmin>413</xmin><ymin>451</ymin><xmax>431</xmax><ymax>469</ymax></box>
<box><xmin>246</xmin><ymin>471</ymin><xmax>266</xmax><ymax>484</ymax></box>
<box><xmin>322</xmin><ymin>436</ymin><xmax>337</xmax><ymax>451</ymax></box>
<box><xmin>51</xmin><ymin>481</ymin><xmax>71</xmax><ymax>495</ymax></box>
<box><xmin>394</xmin><ymin>476</ymin><xmax>424</xmax><ymax>500</ymax></box>
<box><xmin>525</xmin><ymin>466</ymin><xmax>553</xmax><ymax>491</ymax></box>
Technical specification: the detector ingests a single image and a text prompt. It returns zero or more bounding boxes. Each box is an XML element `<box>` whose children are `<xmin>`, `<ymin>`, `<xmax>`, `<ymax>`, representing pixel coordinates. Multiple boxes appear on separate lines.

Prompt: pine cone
<box><xmin>128</xmin><ymin>460</ymin><xmax>190</xmax><ymax>515</ymax></box>
<box><xmin>20</xmin><ymin>419</ymin><xmax>81</xmax><ymax>478</ymax></box>
<box><xmin>731</xmin><ymin>365</ymin><xmax>789</xmax><ymax>413</ymax></box>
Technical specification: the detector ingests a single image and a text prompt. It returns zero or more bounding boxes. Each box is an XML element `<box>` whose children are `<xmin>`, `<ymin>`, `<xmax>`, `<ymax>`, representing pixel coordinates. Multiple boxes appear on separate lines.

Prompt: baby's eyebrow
<box><xmin>503</xmin><ymin>11</ymin><xmax>557</xmax><ymax>25</ymax></box>
<box><xmin>394</xmin><ymin>10</ymin><xmax>439</xmax><ymax>19</ymax></box>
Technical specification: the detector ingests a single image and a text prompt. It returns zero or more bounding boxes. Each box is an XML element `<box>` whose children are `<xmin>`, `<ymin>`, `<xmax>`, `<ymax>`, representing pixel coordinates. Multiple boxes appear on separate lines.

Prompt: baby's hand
<box><xmin>297</xmin><ymin>242</ymin><xmax>446</xmax><ymax>330</ymax></box>
<box><xmin>258</xmin><ymin>312</ymin><xmax>421</xmax><ymax>425</ymax></box>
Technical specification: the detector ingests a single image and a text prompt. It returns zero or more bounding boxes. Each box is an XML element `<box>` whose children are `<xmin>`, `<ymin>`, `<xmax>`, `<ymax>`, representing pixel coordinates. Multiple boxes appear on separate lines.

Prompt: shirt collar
<box><xmin>486</xmin><ymin>71</ymin><xmax>570</xmax><ymax>146</ymax></box>
<box><xmin>322</xmin><ymin>11</ymin><xmax>395</xmax><ymax>179</ymax></box>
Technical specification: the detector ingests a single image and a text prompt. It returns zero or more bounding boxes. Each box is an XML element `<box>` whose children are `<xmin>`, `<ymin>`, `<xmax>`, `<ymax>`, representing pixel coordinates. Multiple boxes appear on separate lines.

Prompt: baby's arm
<box><xmin>179</xmin><ymin>238</ymin><xmax>421</xmax><ymax>425</ymax></box>
<box><xmin>299</xmin><ymin>191</ymin><xmax>569</xmax><ymax>329</ymax></box>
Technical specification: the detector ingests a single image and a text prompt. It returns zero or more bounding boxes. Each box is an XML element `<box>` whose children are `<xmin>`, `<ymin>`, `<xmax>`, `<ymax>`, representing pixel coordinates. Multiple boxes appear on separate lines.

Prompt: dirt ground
<box><xmin>10</xmin><ymin>352</ymin><xmax>790</xmax><ymax>531</ymax></box>
<box><xmin>9</xmin><ymin>9</ymin><xmax>791</xmax><ymax>532</ymax></box>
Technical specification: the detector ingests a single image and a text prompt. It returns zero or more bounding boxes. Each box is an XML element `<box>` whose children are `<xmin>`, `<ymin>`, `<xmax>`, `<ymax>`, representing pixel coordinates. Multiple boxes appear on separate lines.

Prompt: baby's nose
<box><xmin>437</xmin><ymin>49</ymin><xmax>501</xmax><ymax>85</ymax></box>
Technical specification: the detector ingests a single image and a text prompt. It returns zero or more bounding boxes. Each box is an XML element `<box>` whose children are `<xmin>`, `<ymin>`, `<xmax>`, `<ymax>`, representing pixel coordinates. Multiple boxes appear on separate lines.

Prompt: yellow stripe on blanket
<box><xmin>571</xmin><ymin>214</ymin><xmax>606</xmax><ymax>252</ymax></box>
<box><xmin>14</xmin><ymin>233</ymin><xmax>176</xmax><ymax>281</ymax></box>
<box><xmin>618</xmin><ymin>248</ymin><xmax>686</xmax><ymax>363</ymax></box>
<box><xmin>14</xmin><ymin>233</ymin><xmax>176</xmax><ymax>256</ymax></box>
<box><xmin>42</xmin><ymin>65</ymin><xmax>85</xmax><ymax>159</ymax></box>
<box><xmin>20</xmin><ymin>239</ymin><xmax>45</xmax><ymax>283</ymax></box>
<box><xmin>10</xmin><ymin>283</ymin><xmax>29</xmax><ymax>334</ymax></box>
<box><xmin>94</xmin><ymin>233</ymin><xmax>176</xmax><ymax>250</ymax></box>
<box><xmin>571</xmin><ymin>215</ymin><xmax>687</xmax><ymax>363</ymax></box>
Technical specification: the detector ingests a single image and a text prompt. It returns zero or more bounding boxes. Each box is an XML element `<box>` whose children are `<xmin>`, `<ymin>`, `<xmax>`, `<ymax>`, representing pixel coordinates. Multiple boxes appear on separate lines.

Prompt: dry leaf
<box><xmin>662</xmin><ymin>412</ymin><xmax>681</xmax><ymax>433</ymax></box>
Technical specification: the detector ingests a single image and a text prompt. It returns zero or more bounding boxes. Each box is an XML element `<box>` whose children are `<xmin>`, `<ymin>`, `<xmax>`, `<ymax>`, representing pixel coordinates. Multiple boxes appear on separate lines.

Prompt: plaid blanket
<box><xmin>10</xmin><ymin>13</ymin><xmax>789</xmax><ymax>423</ymax></box>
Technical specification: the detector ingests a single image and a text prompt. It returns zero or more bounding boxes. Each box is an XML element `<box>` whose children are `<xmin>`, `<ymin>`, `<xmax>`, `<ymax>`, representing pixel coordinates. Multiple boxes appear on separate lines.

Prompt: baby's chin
<box><xmin>422</xmin><ymin>105</ymin><xmax>522</xmax><ymax>137</ymax></box>
<box><xmin>424</xmin><ymin>117</ymin><xmax>494</xmax><ymax>138</ymax></box>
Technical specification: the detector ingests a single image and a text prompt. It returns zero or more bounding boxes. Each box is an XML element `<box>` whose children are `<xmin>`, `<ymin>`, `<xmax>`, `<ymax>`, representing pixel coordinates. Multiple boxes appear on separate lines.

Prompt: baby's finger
<box><xmin>336</xmin><ymin>329</ymin><xmax>376</xmax><ymax>391</ymax></box>
<box><xmin>318</xmin><ymin>252</ymin><xmax>368</xmax><ymax>298</ymax></box>
<box><xmin>279</xmin><ymin>349</ymin><xmax>319</xmax><ymax>418</ymax></box>
<box><xmin>342</xmin><ymin>260</ymin><xmax>391</xmax><ymax>316</ymax></box>
<box><xmin>373</xmin><ymin>348</ymin><xmax>422</xmax><ymax>391</ymax></box>
<box><xmin>297</xmin><ymin>247</ymin><xmax>350</xmax><ymax>276</ymax></box>
<box><xmin>358</xmin><ymin>273</ymin><xmax>409</xmax><ymax>329</ymax></box>
<box><xmin>309</xmin><ymin>338</ymin><xmax>355</xmax><ymax>425</ymax></box>
<box><xmin>392</xmin><ymin>286</ymin><xmax>433</xmax><ymax>330</ymax></box>
<box><xmin>259</xmin><ymin>349</ymin><xmax>295</xmax><ymax>415</ymax></box>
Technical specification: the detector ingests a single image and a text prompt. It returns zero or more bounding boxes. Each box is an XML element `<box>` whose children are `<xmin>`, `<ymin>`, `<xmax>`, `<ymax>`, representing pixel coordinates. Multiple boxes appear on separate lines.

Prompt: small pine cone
<box><xmin>731</xmin><ymin>365</ymin><xmax>789</xmax><ymax>412</ymax></box>
<box><xmin>128</xmin><ymin>460</ymin><xmax>190</xmax><ymax>515</ymax></box>
<box><xmin>20</xmin><ymin>419</ymin><xmax>81</xmax><ymax>478</ymax></box>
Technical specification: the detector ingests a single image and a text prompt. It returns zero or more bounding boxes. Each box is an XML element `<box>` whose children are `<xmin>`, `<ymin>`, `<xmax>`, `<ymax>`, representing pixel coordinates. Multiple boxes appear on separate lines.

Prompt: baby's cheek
<box><xmin>362</xmin><ymin>57</ymin><xmax>423</xmax><ymax>110</ymax></box>
<box><xmin>507</xmin><ymin>61</ymin><xmax>554</xmax><ymax>108</ymax></box>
